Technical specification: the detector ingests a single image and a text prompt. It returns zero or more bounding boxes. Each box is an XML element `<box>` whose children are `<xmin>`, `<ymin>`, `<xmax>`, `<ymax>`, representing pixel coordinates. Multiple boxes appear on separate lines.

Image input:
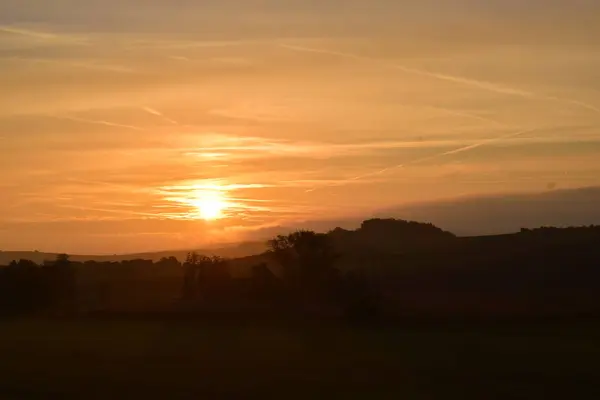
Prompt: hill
<box><xmin>0</xmin><ymin>241</ymin><xmax>267</xmax><ymax>265</ymax></box>
<box><xmin>2</xmin><ymin>219</ymin><xmax>600</xmax><ymax>318</ymax></box>
<box><xmin>382</xmin><ymin>186</ymin><xmax>600</xmax><ymax>236</ymax></box>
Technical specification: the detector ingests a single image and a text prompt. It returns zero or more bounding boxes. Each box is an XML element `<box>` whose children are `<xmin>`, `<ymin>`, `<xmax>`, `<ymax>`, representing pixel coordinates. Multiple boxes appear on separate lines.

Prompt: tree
<box><xmin>45</xmin><ymin>254</ymin><xmax>77</xmax><ymax>314</ymax></box>
<box><xmin>182</xmin><ymin>252</ymin><xmax>200</xmax><ymax>300</ymax></box>
<box><xmin>268</xmin><ymin>230</ymin><xmax>338</xmax><ymax>290</ymax></box>
<box><xmin>181</xmin><ymin>252</ymin><xmax>231</xmax><ymax>301</ymax></box>
<box><xmin>56</xmin><ymin>253</ymin><xmax>70</xmax><ymax>265</ymax></box>
<box><xmin>156</xmin><ymin>256</ymin><xmax>180</xmax><ymax>269</ymax></box>
<box><xmin>0</xmin><ymin>259</ymin><xmax>45</xmax><ymax>315</ymax></box>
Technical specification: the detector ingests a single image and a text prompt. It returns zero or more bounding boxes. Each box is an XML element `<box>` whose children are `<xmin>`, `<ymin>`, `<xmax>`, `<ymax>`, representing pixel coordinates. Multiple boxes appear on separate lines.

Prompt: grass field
<box><xmin>0</xmin><ymin>318</ymin><xmax>599</xmax><ymax>399</ymax></box>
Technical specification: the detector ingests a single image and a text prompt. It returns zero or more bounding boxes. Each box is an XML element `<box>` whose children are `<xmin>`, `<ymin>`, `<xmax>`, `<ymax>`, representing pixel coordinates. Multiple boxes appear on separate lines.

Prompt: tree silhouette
<box><xmin>182</xmin><ymin>252</ymin><xmax>200</xmax><ymax>300</ymax></box>
<box><xmin>56</xmin><ymin>253</ymin><xmax>70</xmax><ymax>265</ymax></box>
<box><xmin>181</xmin><ymin>252</ymin><xmax>231</xmax><ymax>301</ymax></box>
<box><xmin>156</xmin><ymin>256</ymin><xmax>180</xmax><ymax>269</ymax></box>
<box><xmin>268</xmin><ymin>230</ymin><xmax>338</xmax><ymax>291</ymax></box>
<box><xmin>46</xmin><ymin>253</ymin><xmax>76</xmax><ymax>314</ymax></box>
<box><xmin>0</xmin><ymin>259</ymin><xmax>45</xmax><ymax>314</ymax></box>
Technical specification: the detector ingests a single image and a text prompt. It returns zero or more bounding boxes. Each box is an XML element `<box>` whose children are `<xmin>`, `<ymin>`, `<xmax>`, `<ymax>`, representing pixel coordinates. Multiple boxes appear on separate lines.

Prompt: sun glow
<box><xmin>190</xmin><ymin>190</ymin><xmax>228</xmax><ymax>220</ymax></box>
<box><xmin>158</xmin><ymin>180</ymin><xmax>271</xmax><ymax>221</ymax></box>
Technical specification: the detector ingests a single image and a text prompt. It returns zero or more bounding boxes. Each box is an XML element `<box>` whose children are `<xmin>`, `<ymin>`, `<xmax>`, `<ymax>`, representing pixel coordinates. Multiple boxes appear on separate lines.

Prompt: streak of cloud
<box><xmin>0</xmin><ymin>25</ymin><xmax>87</xmax><ymax>44</ymax></box>
<box><xmin>65</xmin><ymin>178</ymin><xmax>147</xmax><ymax>193</ymax></box>
<box><xmin>436</xmin><ymin>127</ymin><xmax>539</xmax><ymax>158</ymax></box>
<box><xmin>141</xmin><ymin>107</ymin><xmax>179</xmax><ymax>125</ymax></box>
<box><xmin>431</xmin><ymin>107</ymin><xmax>508</xmax><ymax>128</ymax></box>
<box><xmin>305</xmin><ymin>127</ymin><xmax>540</xmax><ymax>192</ymax></box>
<box><xmin>51</xmin><ymin>114</ymin><xmax>144</xmax><ymax>131</ymax></box>
<box><xmin>168</xmin><ymin>55</ymin><xmax>192</xmax><ymax>62</ymax></box>
<box><xmin>158</xmin><ymin>181</ymin><xmax>271</xmax><ymax>192</ymax></box>
<box><xmin>125</xmin><ymin>39</ymin><xmax>256</xmax><ymax>50</ymax></box>
<box><xmin>57</xmin><ymin>204</ymin><xmax>161</xmax><ymax>219</ymax></box>
<box><xmin>280</xmin><ymin>44</ymin><xmax>600</xmax><ymax>115</ymax></box>
<box><xmin>0</xmin><ymin>26</ymin><xmax>60</xmax><ymax>40</ymax></box>
<box><xmin>7</xmin><ymin>56</ymin><xmax>133</xmax><ymax>73</ymax></box>
<box><xmin>181</xmin><ymin>131</ymin><xmax>596</xmax><ymax>164</ymax></box>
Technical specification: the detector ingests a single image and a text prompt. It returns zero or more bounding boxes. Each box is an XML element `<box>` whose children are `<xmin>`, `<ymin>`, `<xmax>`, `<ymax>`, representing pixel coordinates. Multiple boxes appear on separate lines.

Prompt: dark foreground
<box><xmin>0</xmin><ymin>318</ymin><xmax>599</xmax><ymax>399</ymax></box>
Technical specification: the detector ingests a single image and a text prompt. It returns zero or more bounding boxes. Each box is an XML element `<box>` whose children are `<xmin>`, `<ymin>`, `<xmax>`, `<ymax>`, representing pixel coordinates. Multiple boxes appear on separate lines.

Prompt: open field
<box><xmin>0</xmin><ymin>318</ymin><xmax>599</xmax><ymax>399</ymax></box>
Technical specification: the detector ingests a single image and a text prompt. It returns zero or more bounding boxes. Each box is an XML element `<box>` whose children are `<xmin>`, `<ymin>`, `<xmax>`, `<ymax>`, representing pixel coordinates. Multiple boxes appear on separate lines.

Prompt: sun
<box><xmin>191</xmin><ymin>191</ymin><xmax>227</xmax><ymax>220</ymax></box>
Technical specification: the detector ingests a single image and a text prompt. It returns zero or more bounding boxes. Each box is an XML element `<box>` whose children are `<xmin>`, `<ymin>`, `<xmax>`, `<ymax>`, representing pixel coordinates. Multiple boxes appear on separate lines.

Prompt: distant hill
<box><xmin>3</xmin><ymin>220</ymin><xmax>600</xmax><ymax>317</ymax></box>
<box><xmin>240</xmin><ymin>187</ymin><xmax>600</xmax><ymax>241</ymax></box>
<box><xmin>329</xmin><ymin>218</ymin><xmax>455</xmax><ymax>254</ymax></box>
<box><xmin>0</xmin><ymin>241</ymin><xmax>268</xmax><ymax>265</ymax></box>
<box><xmin>381</xmin><ymin>186</ymin><xmax>600</xmax><ymax>236</ymax></box>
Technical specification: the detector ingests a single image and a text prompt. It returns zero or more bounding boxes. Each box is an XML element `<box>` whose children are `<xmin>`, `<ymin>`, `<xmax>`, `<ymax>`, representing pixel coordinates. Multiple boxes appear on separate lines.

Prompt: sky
<box><xmin>1</xmin><ymin>0</ymin><xmax>600</xmax><ymax>254</ymax></box>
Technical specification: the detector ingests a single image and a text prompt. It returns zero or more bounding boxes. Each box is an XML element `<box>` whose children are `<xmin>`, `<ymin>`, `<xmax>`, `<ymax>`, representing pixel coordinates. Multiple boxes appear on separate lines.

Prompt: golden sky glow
<box><xmin>191</xmin><ymin>192</ymin><xmax>227</xmax><ymax>221</ymax></box>
<box><xmin>1</xmin><ymin>1</ymin><xmax>599</xmax><ymax>253</ymax></box>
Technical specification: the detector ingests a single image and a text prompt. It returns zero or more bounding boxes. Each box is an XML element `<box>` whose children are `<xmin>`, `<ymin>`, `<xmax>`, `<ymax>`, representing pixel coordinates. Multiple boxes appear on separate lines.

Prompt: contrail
<box><xmin>305</xmin><ymin>127</ymin><xmax>539</xmax><ymax>192</ymax></box>
<box><xmin>435</xmin><ymin>127</ymin><xmax>538</xmax><ymax>158</ymax></box>
<box><xmin>141</xmin><ymin>107</ymin><xmax>179</xmax><ymax>125</ymax></box>
<box><xmin>432</xmin><ymin>107</ymin><xmax>508</xmax><ymax>128</ymax></box>
<box><xmin>0</xmin><ymin>26</ymin><xmax>60</xmax><ymax>40</ymax></box>
<box><xmin>0</xmin><ymin>25</ymin><xmax>87</xmax><ymax>44</ymax></box>
<box><xmin>168</xmin><ymin>55</ymin><xmax>193</xmax><ymax>62</ymax></box>
<box><xmin>52</xmin><ymin>115</ymin><xmax>144</xmax><ymax>131</ymax></box>
<box><xmin>124</xmin><ymin>38</ymin><xmax>260</xmax><ymax>52</ymax></box>
<box><xmin>552</xmin><ymin>98</ymin><xmax>600</xmax><ymax>114</ymax></box>
<box><xmin>11</xmin><ymin>57</ymin><xmax>133</xmax><ymax>73</ymax></box>
<box><xmin>280</xmin><ymin>44</ymin><xmax>600</xmax><ymax>115</ymax></box>
<box><xmin>280</xmin><ymin>44</ymin><xmax>532</xmax><ymax>96</ymax></box>
<box><xmin>279</xmin><ymin>43</ymin><xmax>598</xmax><ymax>192</ymax></box>
<box><xmin>58</xmin><ymin>204</ymin><xmax>159</xmax><ymax>218</ymax></box>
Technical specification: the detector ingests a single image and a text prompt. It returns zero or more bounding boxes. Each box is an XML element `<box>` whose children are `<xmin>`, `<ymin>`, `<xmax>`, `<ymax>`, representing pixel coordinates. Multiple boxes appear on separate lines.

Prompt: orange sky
<box><xmin>1</xmin><ymin>1</ymin><xmax>599</xmax><ymax>253</ymax></box>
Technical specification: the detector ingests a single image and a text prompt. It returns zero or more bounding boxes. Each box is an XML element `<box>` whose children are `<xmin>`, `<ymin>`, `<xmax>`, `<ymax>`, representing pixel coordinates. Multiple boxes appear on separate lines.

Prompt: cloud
<box><xmin>57</xmin><ymin>204</ymin><xmax>161</xmax><ymax>219</ymax></box>
<box><xmin>123</xmin><ymin>38</ymin><xmax>261</xmax><ymax>51</ymax></box>
<box><xmin>179</xmin><ymin>128</ymin><xmax>600</xmax><ymax>168</ymax></box>
<box><xmin>430</xmin><ymin>107</ymin><xmax>508</xmax><ymax>128</ymax></box>
<box><xmin>50</xmin><ymin>114</ymin><xmax>144</xmax><ymax>131</ymax></box>
<box><xmin>304</xmin><ymin>127</ymin><xmax>541</xmax><ymax>192</ymax></box>
<box><xmin>279</xmin><ymin>44</ymin><xmax>600</xmax><ymax>115</ymax></box>
<box><xmin>168</xmin><ymin>55</ymin><xmax>192</xmax><ymax>62</ymax></box>
<box><xmin>0</xmin><ymin>26</ymin><xmax>61</xmax><ymax>40</ymax></box>
<box><xmin>0</xmin><ymin>25</ymin><xmax>87</xmax><ymax>44</ymax></box>
<box><xmin>4</xmin><ymin>56</ymin><xmax>134</xmax><ymax>73</ymax></box>
<box><xmin>141</xmin><ymin>107</ymin><xmax>179</xmax><ymax>125</ymax></box>
<box><xmin>183</xmin><ymin>134</ymin><xmax>464</xmax><ymax>159</ymax></box>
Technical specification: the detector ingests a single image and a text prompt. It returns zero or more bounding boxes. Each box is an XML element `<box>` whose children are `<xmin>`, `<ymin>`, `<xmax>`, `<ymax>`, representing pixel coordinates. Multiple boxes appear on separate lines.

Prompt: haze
<box><xmin>1</xmin><ymin>0</ymin><xmax>599</xmax><ymax>254</ymax></box>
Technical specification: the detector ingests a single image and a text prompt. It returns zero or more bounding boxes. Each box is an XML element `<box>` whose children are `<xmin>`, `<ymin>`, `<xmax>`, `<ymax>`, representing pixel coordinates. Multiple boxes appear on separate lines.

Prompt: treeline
<box><xmin>0</xmin><ymin>255</ymin><xmax>76</xmax><ymax>316</ymax></box>
<box><xmin>1</xmin><ymin>219</ymin><xmax>599</xmax><ymax>320</ymax></box>
<box><xmin>0</xmin><ymin>230</ymin><xmax>378</xmax><ymax>320</ymax></box>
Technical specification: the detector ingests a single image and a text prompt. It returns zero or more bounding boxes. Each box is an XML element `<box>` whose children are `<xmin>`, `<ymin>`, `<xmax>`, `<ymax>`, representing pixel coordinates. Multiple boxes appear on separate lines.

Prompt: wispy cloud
<box><xmin>141</xmin><ymin>107</ymin><xmax>179</xmax><ymax>125</ymax></box>
<box><xmin>181</xmin><ymin>134</ymin><xmax>463</xmax><ymax>160</ymax></box>
<box><xmin>181</xmin><ymin>131</ymin><xmax>597</xmax><ymax>164</ymax></box>
<box><xmin>0</xmin><ymin>25</ymin><xmax>87</xmax><ymax>44</ymax></box>
<box><xmin>154</xmin><ymin>180</ymin><xmax>275</xmax><ymax>220</ymax></box>
<box><xmin>51</xmin><ymin>114</ymin><xmax>144</xmax><ymax>131</ymax></box>
<box><xmin>0</xmin><ymin>26</ymin><xmax>61</xmax><ymax>40</ymax></box>
<box><xmin>430</xmin><ymin>107</ymin><xmax>508</xmax><ymax>128</ymax></box>
<box><xmin>159</xmin><ymin>181</ymin><xmax>271</xmax><ymax>192</ymax></box>
<box><xmin>168</xmin><ymin>55</ymin><xmax>192</xmax><ymax>62</ymax></box>
<box><xmin>279</xmin><ymin>44</ymin><xmax>600</xmax><ymax>115</ymax></box>
<box><xmin>124</xmin><ymin>39</ymin><xmax>256</xmax><ymax>50</ymax></box>
<box><xmin>305</xmin><ymin>127</ymin><xmax>541</xmax><ymax>192</ymax></box>
<box><xmin>5</xmin><ymin>56</ymin><xmax>134</xmax><ymax>73</ymax></box>
<box><xmin>57</xmin><ymin>204</ymin><xmax>160</xmax><ymax>219</ymax></box>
